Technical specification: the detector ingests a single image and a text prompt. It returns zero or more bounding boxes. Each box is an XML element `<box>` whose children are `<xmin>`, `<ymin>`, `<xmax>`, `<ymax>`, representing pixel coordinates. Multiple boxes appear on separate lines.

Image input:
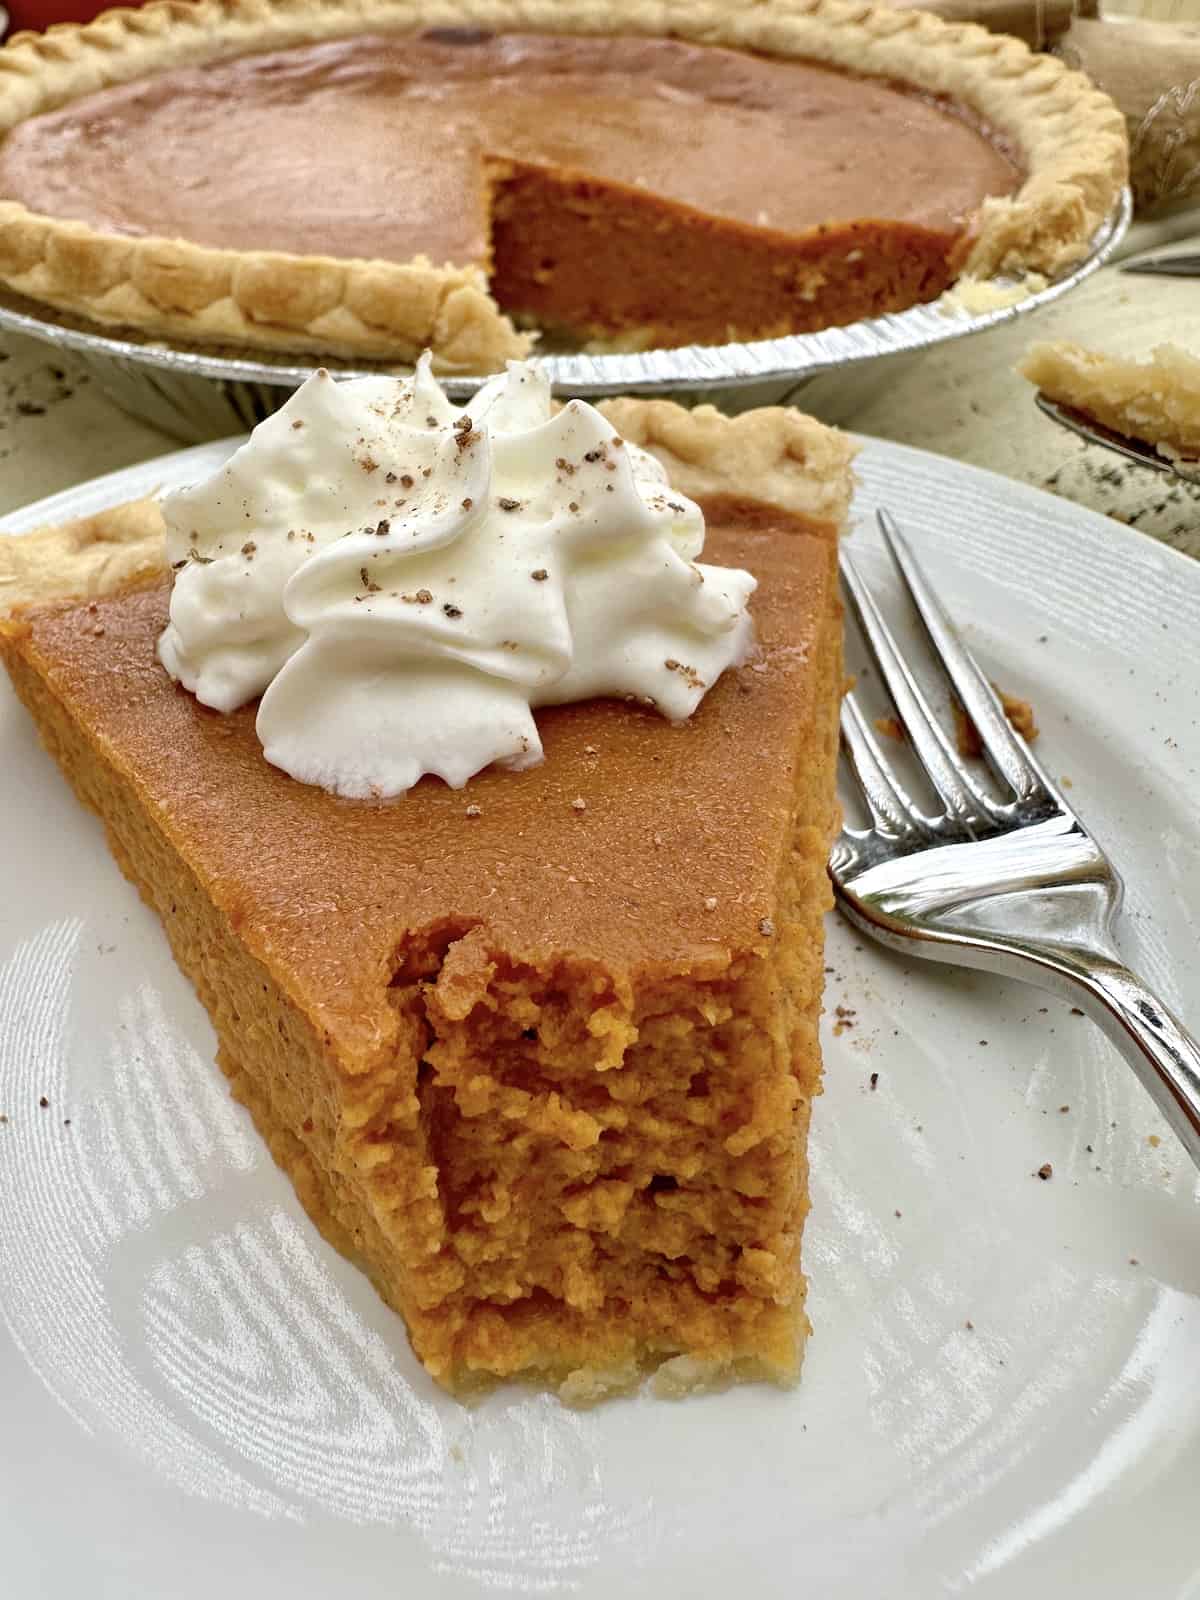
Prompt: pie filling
<box><xmin>0</xmin><ymin>29</ymin><xmax>1023</xmax><ymax>347</ymax></box>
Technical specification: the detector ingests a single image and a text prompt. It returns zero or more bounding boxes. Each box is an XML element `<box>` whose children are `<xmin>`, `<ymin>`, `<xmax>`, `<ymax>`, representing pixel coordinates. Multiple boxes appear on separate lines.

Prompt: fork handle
<box><xmin>1069</xmin><ymin>961</ymin><xmax>1200</xmax><ymax>1167</ymax></box>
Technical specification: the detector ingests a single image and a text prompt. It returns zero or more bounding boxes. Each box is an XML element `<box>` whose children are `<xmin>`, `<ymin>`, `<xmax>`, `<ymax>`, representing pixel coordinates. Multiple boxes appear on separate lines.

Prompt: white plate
<box><xmin>2</xmin><ymin>440</ymin><xmax>1198</xmax><ymax>1599</ymax></box>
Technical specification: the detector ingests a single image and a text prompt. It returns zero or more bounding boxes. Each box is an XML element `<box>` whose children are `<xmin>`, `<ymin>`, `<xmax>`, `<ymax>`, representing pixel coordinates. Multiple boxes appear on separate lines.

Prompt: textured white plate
<box><xmin>2</xmin><ymin>440</ymin><xmax>1198</xmax><ymax>1599</ymax></box>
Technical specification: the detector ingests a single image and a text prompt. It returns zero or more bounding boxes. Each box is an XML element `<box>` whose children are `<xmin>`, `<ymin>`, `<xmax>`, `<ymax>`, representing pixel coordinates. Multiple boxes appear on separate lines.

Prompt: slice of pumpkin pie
<box><xmin>0</xmin><ymin>363</ymin><xmax>852</xmax><ymax>1399</ymax></box>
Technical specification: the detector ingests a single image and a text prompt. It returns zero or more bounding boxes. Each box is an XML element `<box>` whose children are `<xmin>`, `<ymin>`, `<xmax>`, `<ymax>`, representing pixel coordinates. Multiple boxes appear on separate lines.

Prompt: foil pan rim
<box><xmin>0</xmin><ymin>190</ymin><xmax>1130</xmax><ymax>399</ymax></box>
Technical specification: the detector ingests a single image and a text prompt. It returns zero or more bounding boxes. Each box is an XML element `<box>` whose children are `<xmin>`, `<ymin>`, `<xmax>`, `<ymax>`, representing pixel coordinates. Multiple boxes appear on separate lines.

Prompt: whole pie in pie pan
<box><xmin>0</xmin><ymin>0</ymin><xmax>1128</xmax><ymax>375</ymax></box>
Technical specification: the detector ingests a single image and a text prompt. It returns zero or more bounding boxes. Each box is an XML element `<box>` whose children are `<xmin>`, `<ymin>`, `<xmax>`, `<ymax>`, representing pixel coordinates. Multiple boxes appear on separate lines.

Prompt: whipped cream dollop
<box><xmin>159</xmin><ymin>357</ymin><xmax>756</xmax><ymax>798</ymax></box>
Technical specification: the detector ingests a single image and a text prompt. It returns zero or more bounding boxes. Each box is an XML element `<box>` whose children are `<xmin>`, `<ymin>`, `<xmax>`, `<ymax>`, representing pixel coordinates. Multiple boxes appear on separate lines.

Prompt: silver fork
<box><xmin>831</xmin><ymin>510</ymin><xmax>1200</xmax><ymax>1166</ymax></box>
<box><xmin>1034</xmin><ymin>393</ymin><xmax>1200</xmax><ymax>483</ymax></box>
<box><xmin>1120</xmin><ymin>252</ymin><xmax>1200</xmax><ymax>280</ymax></box>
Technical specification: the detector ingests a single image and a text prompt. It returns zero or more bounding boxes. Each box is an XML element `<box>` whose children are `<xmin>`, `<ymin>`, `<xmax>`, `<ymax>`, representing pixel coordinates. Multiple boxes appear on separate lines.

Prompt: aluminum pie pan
<box><xmin>0</xmin><ymin>188</ymin><xmax>1130</xmax><ymax>419</ymax></box>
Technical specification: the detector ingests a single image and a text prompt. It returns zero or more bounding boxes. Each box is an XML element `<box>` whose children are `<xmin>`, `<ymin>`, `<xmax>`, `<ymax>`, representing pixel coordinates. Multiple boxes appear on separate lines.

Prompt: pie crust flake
<box><xmin>0</xmin><ymin>0</ymin><xmax>1129</xmax><ymax>369</ymax></box>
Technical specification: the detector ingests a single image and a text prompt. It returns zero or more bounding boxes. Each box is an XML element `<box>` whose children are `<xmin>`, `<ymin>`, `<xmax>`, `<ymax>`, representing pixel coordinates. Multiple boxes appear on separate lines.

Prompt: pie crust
<box><xmin>0</xmin><ymin>0</ymin><xmax>1128</xmax><ymax>369</ymax></box>
<box><xmin>1020</xmin><ymin>339</ymin><xmax>1200</xmax><ymax>469</ymax></box>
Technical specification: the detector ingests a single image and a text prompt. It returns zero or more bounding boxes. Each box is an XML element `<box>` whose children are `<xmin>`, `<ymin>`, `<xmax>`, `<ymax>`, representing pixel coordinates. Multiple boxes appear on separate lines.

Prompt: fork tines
<box><xmin>839</xmin><ymin>509</ymin><xmax>1061</xmax><ymax>837</ymax></box>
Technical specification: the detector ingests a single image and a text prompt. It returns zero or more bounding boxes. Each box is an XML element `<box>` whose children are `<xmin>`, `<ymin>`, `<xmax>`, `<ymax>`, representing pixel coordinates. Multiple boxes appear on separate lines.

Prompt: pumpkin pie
<box><xmin>0</xmin><ymin>398</ymin><xmax>853</xmax><ymax>1398</ymax></box>
<box><xmin>0</xmin><ymin>0</ymin><xmax>1127</xmax><ymax>369</ymax></box>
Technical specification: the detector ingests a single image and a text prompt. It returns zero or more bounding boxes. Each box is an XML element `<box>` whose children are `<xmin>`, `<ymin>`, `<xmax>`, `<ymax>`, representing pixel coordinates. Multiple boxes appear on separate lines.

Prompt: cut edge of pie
<box><xmin>1020</xmin><ymin>339</ymin><xmax>1200</xmax><ymax>469</ymax></box>
<box><xmin>0</xmin><ymin>0</ymin><xmax>1128</xmax><ymax>369</ymax></box>
<box><xmin>0</xmin><ymin>398</ymin><xmax>855</xmax><ymax>1401</ymax></box>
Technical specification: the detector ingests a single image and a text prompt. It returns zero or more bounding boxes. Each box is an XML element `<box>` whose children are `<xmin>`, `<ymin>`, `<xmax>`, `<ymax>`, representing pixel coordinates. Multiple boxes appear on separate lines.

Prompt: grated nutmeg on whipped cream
<box><xmin>158</xmin><ymin>356</ymin><xmax>757</xmax><ymax>799</ymax></box>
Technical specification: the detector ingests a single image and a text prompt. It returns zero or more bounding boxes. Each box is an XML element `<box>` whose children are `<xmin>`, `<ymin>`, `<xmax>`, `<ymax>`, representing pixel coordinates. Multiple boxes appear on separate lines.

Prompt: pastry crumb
<box><xmin>953</xmin><ymin>685</ymin><xmax>1038</xmax><ymax>757</ymax></box>
<box><xmin>943</xmin><ymin>271</ymin><xmax>1046</xmax><ymax>315</ymax></box>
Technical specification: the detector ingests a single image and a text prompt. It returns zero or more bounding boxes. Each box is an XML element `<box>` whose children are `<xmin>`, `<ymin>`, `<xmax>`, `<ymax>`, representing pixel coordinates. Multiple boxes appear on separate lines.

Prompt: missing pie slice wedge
<box><xmin>0</xmin><ymin>399</ymin><xmax>853</xmax><ymax>1400</ymax></box>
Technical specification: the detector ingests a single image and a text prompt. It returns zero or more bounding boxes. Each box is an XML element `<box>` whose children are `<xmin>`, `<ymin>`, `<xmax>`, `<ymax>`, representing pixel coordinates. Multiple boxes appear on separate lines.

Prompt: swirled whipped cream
<box><xmin>159</xmin><ymin>357</ymin><xmax>756</xmax><ymax>798</ymax></box>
